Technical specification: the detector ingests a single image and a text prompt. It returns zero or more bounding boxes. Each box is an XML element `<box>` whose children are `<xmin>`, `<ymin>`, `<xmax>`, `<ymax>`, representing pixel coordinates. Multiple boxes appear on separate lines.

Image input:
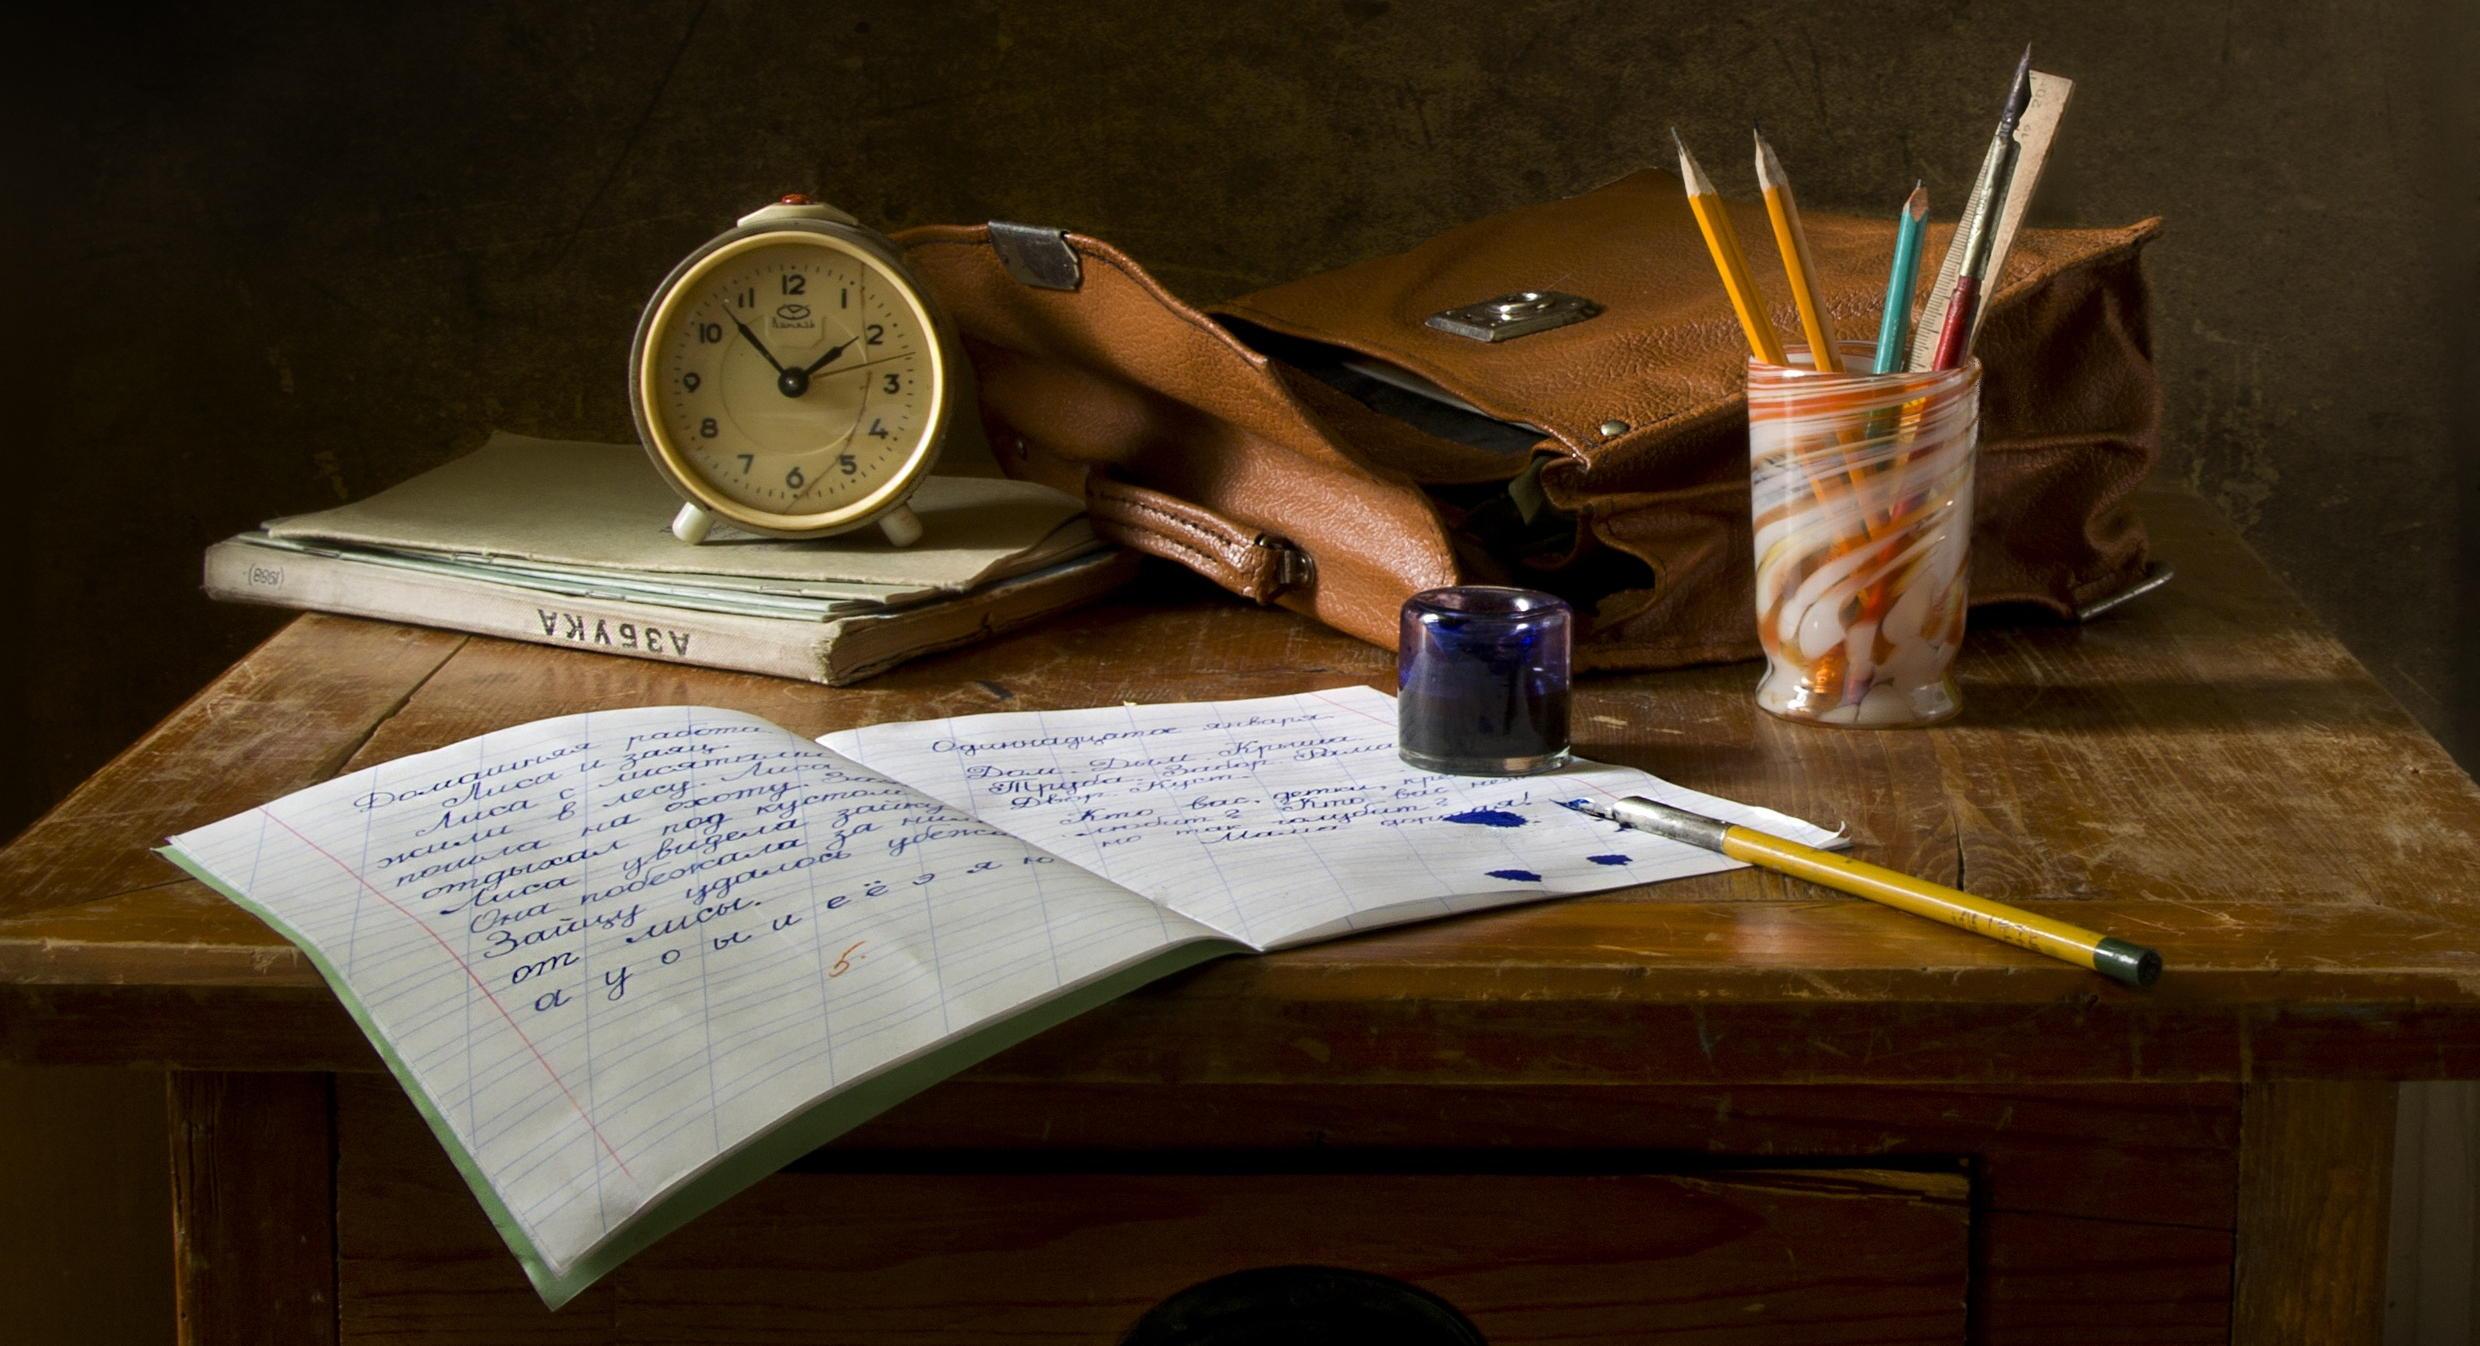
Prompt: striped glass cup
<box><xmin>1748</xmin><ymin>344</ymin><xmax>1981</xmax><ymax>728</ymax></box>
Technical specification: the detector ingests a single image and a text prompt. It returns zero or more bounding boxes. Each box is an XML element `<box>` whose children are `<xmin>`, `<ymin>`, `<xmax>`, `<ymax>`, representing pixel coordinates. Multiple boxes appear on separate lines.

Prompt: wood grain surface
<box><xmin>334</xmin><ymin>1075</ymin><xmax>1972</xmax><ymax>1346</ymax></box>
<box><xmin>0</xmin><ymin>618</ymin><xmax>465</xmax><ymax>921</ymax></box>
<box><xmin>822</xmin><ymin>1078</ymin><xmax>2248</xmax><ymax>1345</ymax></box>
<box><xmin>17</xmin><ymin>489</ymin><xmax>2461</xmax><ymax>1344</ymax></box>
<box><xmin>170</xmin><ymin>1072</ymin><xmax>337</xmax><ymax>1346</ymax></box>
<box><xmin>5</xmin><ymin>493</ymin><xmax>2479</xmax><ymax>1088</ymax></box>
<box><xmin>2233</xmin><ymin>1081</ymin><xmax>2399</xmax><ymax>1344</ymax></box>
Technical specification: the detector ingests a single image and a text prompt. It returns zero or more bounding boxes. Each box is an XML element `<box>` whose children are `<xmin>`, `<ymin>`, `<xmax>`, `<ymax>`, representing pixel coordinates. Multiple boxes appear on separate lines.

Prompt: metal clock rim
<box><xmin>628</xmin><ymin>219</ymin><xmax>953</xmax><ymax>539</ymax></box>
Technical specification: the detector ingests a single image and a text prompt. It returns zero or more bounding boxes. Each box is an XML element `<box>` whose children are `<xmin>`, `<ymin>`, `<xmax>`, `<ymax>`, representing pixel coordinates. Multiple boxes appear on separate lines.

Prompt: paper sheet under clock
<box><xmin>265</xmin><ymin>432</ymin><xmax>1095</xmax><ymax>596</ymax></box>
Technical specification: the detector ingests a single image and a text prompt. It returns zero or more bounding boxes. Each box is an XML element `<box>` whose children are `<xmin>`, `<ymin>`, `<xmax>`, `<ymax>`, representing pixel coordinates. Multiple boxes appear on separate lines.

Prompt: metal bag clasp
<box><xmin>1425</xmin><ymin>290</ymin><xmax>1602</xmax><ymax>342</ymax></box>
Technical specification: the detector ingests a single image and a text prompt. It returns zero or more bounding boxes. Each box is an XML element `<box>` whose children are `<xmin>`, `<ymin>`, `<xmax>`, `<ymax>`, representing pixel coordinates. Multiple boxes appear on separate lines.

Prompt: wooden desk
<box><xmin>5</xmin><ymin>492</ymin><xmax>2476</xmax><ymax>1344</ymax></box>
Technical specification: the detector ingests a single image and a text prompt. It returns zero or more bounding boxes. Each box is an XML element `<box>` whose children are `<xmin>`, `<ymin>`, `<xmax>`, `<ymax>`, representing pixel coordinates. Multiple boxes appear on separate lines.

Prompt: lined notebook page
<box><xmin>824</xmin><ymin>685</ymin><xmax>1842</xmax><ymax>949</ymax></box>
<box><xmin>163</xmin><ymin>708</ymin><xmax>1218</xmax><ymax>1303</ymax></box>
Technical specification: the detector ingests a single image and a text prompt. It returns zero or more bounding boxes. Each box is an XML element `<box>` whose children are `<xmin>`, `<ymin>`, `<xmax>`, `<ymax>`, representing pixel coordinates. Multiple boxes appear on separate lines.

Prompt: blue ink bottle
<box><xmin>1397</xmin><ymin>586</ymin><xmax>1571</xmax><ymax>777</ymax></box>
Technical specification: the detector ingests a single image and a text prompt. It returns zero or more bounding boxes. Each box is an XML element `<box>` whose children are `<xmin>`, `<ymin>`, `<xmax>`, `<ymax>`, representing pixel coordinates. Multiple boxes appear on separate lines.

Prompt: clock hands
<box><xmin>718</xmin><ymin>296</ymin><xmax>908</xmax><ymax>398</ymax></box>
<box><xmin>724</xmin><ymin>308</ymin><xmax>785</xmax><ymax>372</ymax></box>
<box><xmin>722</xmin><ymin>306</ymin><xmax>820</xmax><ymax>398</ymax></box>
<box><xmin>799</xmin><ymin>330</ymin><xmax>866</xmax><ymax>377</ymax></box>
<box><xmin>811</xmin><ymin>347</ymin><xmax>915</xmax><ymax>376</ymax></box>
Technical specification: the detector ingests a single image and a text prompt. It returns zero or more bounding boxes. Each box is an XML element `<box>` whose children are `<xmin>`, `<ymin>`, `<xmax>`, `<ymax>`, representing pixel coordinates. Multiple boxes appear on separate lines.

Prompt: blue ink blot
<box><xmin>1586</xmin><ymin>853</ymin><xmax>1633</xmax><ymax>866</ymax></box>
<box><xmin>1487</xmin><ymin>868</ymin><xmax>1543</xmax><ymax>882</ymax></box>
<box><xmin>1445</xmin><ymin>807</ymin><xmax>1527</xmax><ymax>828</ymax></box>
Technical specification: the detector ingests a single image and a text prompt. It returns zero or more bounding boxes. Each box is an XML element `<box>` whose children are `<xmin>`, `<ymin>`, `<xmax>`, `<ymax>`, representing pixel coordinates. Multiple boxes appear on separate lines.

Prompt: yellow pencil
<box><xmin>1752</xmin><ymin>126</ymin><xmax>1841</xmax><ymax>373</ymax></box>
<box><xmin>1566</xmin><ymin>796</ymin><xmax>2163</xmax><ymax>987</ymax></box>
<box><xmin>1673</xmin><ymin>128</ymin><xmax>1786</xmax><ymax>366</ymax></box>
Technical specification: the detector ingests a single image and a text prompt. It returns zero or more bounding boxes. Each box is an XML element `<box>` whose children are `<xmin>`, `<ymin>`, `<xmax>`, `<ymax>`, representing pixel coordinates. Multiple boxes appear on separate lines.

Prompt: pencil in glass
<box><xmin>1874</xmin><ymin>184</ymin><xmax>1929</xmax><ymax>375</ymax></box>
<box><xmin>1673</xmin><ymin>128</ymin><xmax>1786</xmax><ymax>366</ymax></box>
<box><xmin>1752</xmin><ymin>126</ymin><xmax>1841</xmax><ymax>373</ymax></box>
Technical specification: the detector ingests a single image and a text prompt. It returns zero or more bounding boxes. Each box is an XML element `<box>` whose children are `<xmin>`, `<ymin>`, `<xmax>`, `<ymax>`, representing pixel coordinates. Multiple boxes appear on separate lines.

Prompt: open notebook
<box><xmin>161</xmin><ymin>686</ymin><xmax>1836</xmax><ymax>1307</ymax></box>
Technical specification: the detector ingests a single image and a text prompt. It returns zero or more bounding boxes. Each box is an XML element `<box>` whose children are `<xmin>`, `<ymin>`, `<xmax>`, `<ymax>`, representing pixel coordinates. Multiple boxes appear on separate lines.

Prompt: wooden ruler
<box><xmin>1907</xmin><ymin>71</ymin><xmax>2075</xmax><ymax>371</ymax></box>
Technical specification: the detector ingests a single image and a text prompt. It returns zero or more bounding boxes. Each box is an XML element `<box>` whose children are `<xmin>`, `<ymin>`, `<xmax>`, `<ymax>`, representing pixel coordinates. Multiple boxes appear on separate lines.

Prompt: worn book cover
<box><xmin>206</xmin><ymin>536</ymin><xmax>1138</xmax><ymax>685</ymax></box>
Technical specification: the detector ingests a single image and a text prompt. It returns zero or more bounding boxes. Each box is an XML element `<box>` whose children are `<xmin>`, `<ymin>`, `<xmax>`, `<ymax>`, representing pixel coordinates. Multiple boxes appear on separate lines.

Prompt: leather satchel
<box><xmin>896</xmin><ymin>171</ymin><xmax>2162</xmax><ymax>669</ymax></box>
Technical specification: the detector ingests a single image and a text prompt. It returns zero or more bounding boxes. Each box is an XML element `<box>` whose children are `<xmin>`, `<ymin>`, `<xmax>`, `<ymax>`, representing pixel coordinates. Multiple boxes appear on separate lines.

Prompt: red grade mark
<box><xmin>829</xmin><ymin>940</ymin><xmax>867</xmax><ymax>978</ymax></box>
<box><xmin>259</xmin><ymin>809</ymin><xmax>638</xmax><ymax>1181</ymax></box>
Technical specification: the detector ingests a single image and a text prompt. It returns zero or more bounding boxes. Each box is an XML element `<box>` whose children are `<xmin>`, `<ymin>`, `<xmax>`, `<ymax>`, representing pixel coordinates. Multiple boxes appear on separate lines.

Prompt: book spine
<box><xmin>820</xmin><ymin>551</ymin><xmax>1141</xmax><ymax>683</ymax></box>
<box><xmin>204</xmin><ymin>542</ymin><xmax>831</xmax><ymax>683</ymax></box>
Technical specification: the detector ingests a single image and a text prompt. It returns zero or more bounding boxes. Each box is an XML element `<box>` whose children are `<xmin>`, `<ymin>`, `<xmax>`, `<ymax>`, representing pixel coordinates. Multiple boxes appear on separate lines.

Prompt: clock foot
<box><xmin>671</xmin><ymin>503</ymin><xmax>714</xmax><ymax>545</ymax></box>
<box><xmin>877</xmin><ymin>505</ymin><xmax>923</xmax><ymax>547</ymax></box>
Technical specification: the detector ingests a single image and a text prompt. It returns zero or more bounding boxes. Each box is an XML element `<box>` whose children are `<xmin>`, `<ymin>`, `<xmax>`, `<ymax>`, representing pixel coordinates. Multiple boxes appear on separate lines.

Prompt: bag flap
<box><xmin>1212</xmin><ymin>169</ymin><xmax>2161</xmax><ymax>463</ymax></box>
<box><xmin>893</xmin><ymin>223</ymin><xmax>1468</xmax><ymax>648</ymax></box>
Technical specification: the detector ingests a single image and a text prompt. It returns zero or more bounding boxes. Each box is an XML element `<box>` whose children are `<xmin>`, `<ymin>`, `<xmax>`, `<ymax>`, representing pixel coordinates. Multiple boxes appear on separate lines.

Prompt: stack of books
<box><xmin>204</xmin><ymin>433</ymin><xmax>1135</xmax><ymax>684</ymax></box>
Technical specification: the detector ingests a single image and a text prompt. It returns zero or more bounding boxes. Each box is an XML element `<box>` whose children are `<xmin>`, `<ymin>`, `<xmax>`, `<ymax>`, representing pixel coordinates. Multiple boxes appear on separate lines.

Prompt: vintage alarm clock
<box><xmin>629</xmin><ymin>195</ymin><xmax>953</xmax><ymax>546</ymax></box>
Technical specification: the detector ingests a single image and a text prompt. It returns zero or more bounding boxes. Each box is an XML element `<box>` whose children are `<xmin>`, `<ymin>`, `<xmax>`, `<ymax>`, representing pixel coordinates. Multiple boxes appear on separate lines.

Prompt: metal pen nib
<box><xmin>1999</xmin><ymin>44</ymin><xmax>2033</xmax><ymax>132</ymax></box>
<box><xmin>1559</xmin><ymin>797</ymin><xmax>1731</xmax><ymax>851</ymax></box>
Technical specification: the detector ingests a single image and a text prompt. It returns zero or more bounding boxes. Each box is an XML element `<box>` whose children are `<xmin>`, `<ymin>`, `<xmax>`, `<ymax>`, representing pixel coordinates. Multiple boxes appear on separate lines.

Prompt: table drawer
<box><xmin>338</xmin><ymin>1083</ymin><xmax>1968</xmax><ymax>1345</ymax></box>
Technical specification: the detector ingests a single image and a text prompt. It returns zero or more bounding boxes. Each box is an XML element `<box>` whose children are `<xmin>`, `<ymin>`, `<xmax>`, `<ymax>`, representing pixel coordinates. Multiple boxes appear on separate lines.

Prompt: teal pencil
<box><xmin>1873</xmin><ymin>183</ymin><xmax>1929</xmax><ymax>375</ymax></box>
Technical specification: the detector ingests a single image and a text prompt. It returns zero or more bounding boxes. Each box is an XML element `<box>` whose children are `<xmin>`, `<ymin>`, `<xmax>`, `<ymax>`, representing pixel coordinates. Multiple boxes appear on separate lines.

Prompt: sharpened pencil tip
<box><xmin>1672</xmin><ymin>127</ymin><xmax>1716</xmax><ymax>195</ymax></box>
<box><xmin>1751</xmin><ymin>126</ymin><xmax>1783</xmax><ymax>188</ymax></box>
<box><xmin>1904</xmin><ymin>182</ymin><xmax>1929</xmax><ymax>217</ymax></box>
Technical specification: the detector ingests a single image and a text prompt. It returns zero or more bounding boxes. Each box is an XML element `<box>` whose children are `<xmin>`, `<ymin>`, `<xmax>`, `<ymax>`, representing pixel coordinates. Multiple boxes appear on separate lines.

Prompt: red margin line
<box><xmin>261</xmin><ymin>808</ymin><xmax>638</xmax><ymax>1181</ymax></box>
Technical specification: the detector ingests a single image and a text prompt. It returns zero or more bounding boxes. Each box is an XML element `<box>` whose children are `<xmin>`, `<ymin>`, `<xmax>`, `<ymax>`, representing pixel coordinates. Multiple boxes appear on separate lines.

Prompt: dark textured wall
<box><xmin>6</xmin><ymin>1</ymin><xmax>2476</xmax><ymax>839</ymax></box>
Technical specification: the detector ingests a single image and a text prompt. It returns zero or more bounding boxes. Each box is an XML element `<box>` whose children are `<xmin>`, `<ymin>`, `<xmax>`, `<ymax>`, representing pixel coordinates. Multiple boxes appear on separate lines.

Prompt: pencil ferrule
<box><xmin>1606</xmin><ymin>797</ymin><xmax>1731</xmax><ymax>852</ymax></box>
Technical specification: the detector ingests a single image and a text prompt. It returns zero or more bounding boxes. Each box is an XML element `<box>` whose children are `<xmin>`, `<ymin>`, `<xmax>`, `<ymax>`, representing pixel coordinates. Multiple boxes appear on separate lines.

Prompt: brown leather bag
<box><xmin>897</xmin><ymin>171</ymin><xmax>2162</xmax><ymax>668</ymax></box>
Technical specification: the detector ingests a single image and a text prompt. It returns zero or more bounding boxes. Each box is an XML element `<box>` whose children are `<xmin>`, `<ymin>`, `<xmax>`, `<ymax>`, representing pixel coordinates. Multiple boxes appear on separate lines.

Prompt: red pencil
<box><xmin>1929</xmin><ymin>275</ymin><xmax>1979</xmax><ymax>371</ymax></box>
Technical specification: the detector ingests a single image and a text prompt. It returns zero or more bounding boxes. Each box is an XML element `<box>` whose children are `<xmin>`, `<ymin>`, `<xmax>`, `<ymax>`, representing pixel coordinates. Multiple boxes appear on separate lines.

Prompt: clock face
<box><xmin>640</xmin><ymin>230</ymin><xmax>942</xmax><ymax>529</ymax></box>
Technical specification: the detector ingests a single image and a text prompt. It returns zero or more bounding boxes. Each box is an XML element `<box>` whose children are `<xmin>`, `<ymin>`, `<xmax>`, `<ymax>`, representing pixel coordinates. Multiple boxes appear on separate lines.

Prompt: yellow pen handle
<box><xmin>1718</xmin><ymin>825</ymin><xmax>2161</xmax><ymax>987</ymax></box>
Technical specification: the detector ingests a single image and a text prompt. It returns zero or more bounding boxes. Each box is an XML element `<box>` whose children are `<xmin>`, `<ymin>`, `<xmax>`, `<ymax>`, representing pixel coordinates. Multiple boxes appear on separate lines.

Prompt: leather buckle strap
<box><xmin>1084</xmin><ymin>476</ymin><xmax>1313</xmax><ymax>603</ymax></box>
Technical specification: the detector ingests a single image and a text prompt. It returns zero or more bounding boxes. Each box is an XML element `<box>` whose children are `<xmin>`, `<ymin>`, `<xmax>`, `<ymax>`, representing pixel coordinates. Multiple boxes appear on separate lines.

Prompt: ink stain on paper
<box><xmin>1486</xmin><ymin>868</ymin><xmax>1543</xmax><ymax>882</ymax></box>
<box><xmin>1586</xmin><ymin>854</ymin><xmax>1632</xmax><ymax>866</ymax></box>
<box><xmin>1444</xmin><ymin>808</ymin><xmax>1527</xmax><ymax>828</ymax></box>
